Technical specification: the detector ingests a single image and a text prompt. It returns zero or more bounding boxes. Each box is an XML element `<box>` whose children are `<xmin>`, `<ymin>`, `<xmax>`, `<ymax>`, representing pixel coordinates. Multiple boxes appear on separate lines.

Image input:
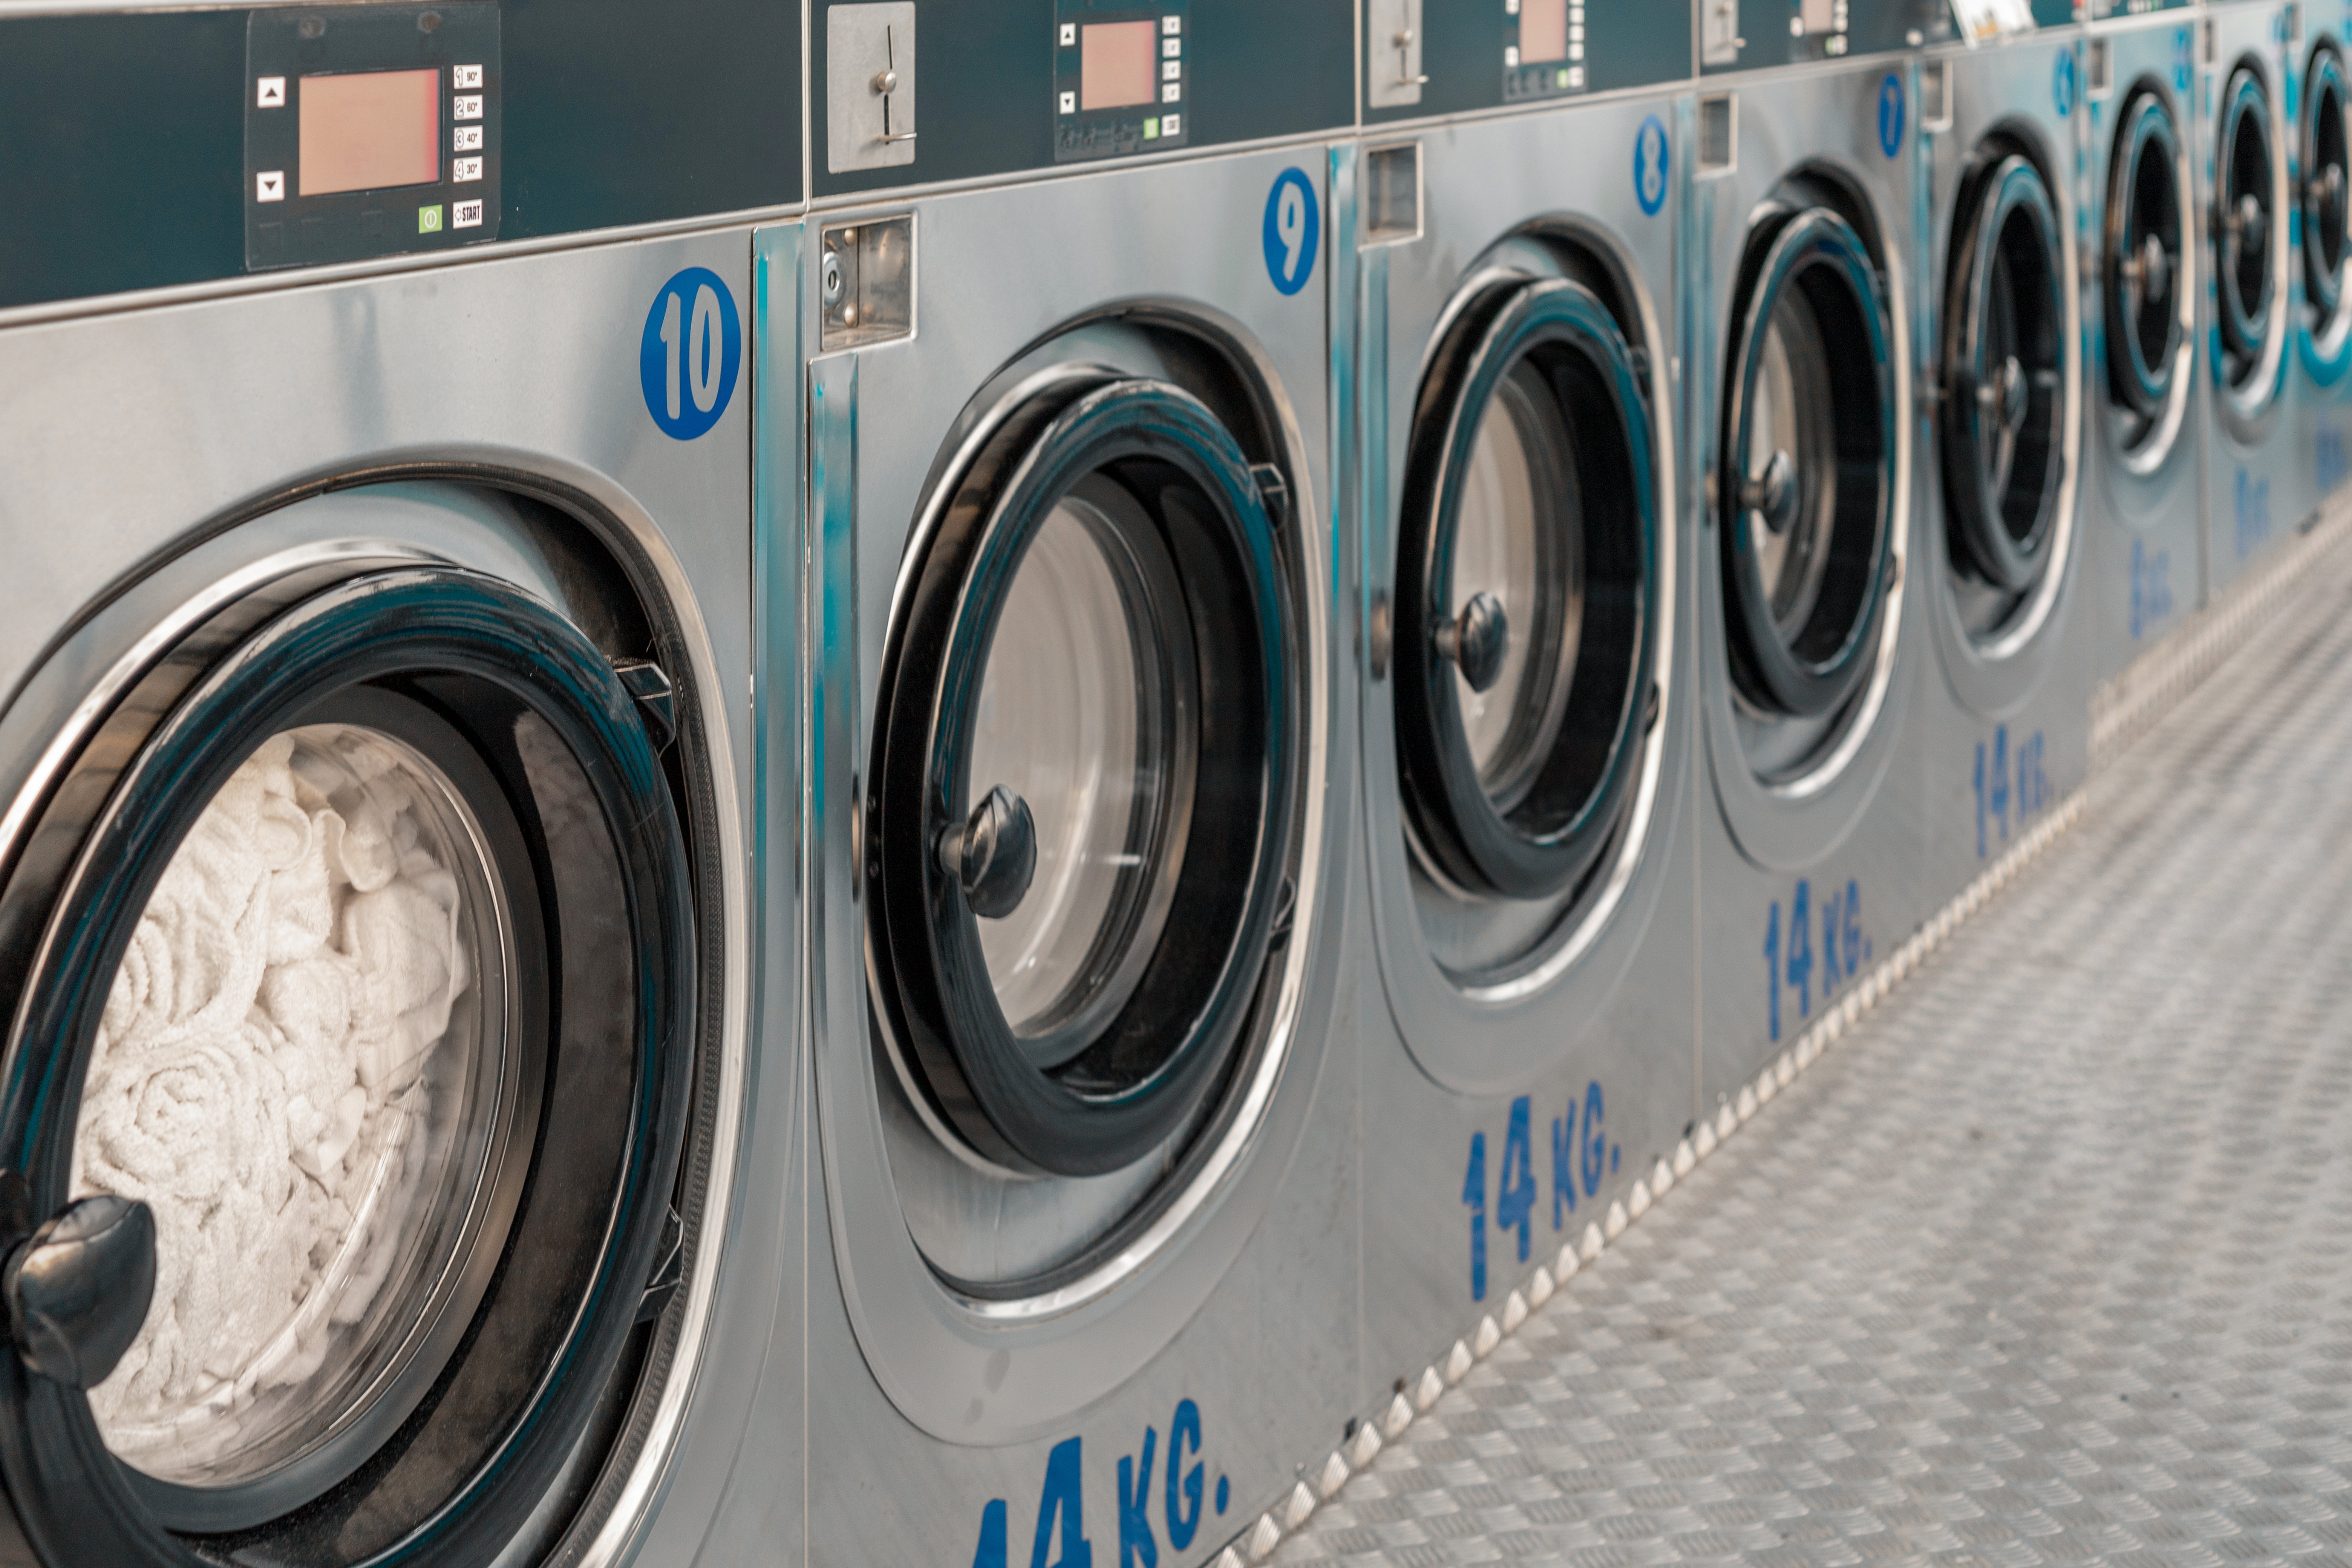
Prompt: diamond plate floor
<box><xmin>1282</xmin><ymin>536</ymin><xmax>2352</xmax><ymax>1568</ymax></box>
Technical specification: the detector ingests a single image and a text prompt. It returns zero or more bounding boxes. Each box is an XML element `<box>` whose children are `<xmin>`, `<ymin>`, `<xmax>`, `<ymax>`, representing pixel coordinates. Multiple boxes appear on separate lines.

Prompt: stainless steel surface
<box><xmin>1366</xmin><ymin>0</ymin><xmax>1427</xmax><ymax>110</ymax></box>
<box><xmin>798</xmin><ymin>140</ymin><xmax>1359</xmax><ymax>1568</ymax></box>
<box><xmin>2202</xmin><ymin>3</ymin><xmax>2305</xmax><ymax>607</ymax></box>
<box><xmin>2080</xmin><ymin>12</ymin><xmax>2210</xmax><ymax>688</ymax></box>
<box><xmin>1358</xmin><ymin>99</ymin><xmax>1689</xmax><ymax>1091</ymax></box>
<box><xmin>1690</xmin><ymin>60</ymin><xmax>1930</xmax><ymax>1126</ymax></box>
<box><xmin>1272</xmin><ymin>492</ymin><xmax>2352</xmax><ymax>1568</ymax></box>
<box><xmin>1913</xmin><ymin>29</ymin><xmax>2097</xmax><ymax>972</ymax></box>
<box><xmin>0</xmin><ymin>228</ymin><xmax>793</xmax><ymax>1567</ymax></box>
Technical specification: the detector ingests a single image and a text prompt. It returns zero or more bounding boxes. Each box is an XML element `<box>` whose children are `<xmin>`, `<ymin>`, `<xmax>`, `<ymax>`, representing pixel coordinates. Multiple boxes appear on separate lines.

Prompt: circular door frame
<box><xmin>1360</xmin><ymin>221</ymin><xmax>1682</xmax><ymax>1096</ymax></box>
<box><xmin>865</xmin><ymin>375</ymin><xmax>1295</xmax><ymax>1181</ymax></box>
<box><xmin>2209</xmin><ymin>52</ymin><xmax>2292</xmax><ymax>435</ymax></box>
<box><xmin>1699</xmin><ymin>167</ymin><xmax>1914</xmax><ymax>873</ymax></box>
<box><xmin>2099</xmin><ymin>77</ymin><xmax>2201</xmax><ymax>482</ymax></box>
<box><xmin>812</xmin><ymin>307</ymin><xmax>1348</xmax><ymax>1444</ymax></box>
<box><xmin>2299</xmin><ymin>38</ymin><xmax>2352</xmax><ymax>383</ymax></box>
<box><xmin>1927</xmin><ymin>112</ymin><xmax>2086</xmax><ymax>721</ymax></box>
<box><xmin>0</xmin><ymin>481</ymin><xmax>747</xmax><ymax>1568</ymax></box>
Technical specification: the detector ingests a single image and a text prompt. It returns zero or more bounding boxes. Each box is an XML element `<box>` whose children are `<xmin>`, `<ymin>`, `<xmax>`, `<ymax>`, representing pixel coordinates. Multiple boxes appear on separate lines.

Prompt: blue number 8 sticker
<box><xmin>1262</xmin><ymin>168</ymin><xmax>1320</xmax><ymax>296</ymax></box>
<box><xmin>640</xmin><ymin>266</ymin><xmax>741</xmax><ymax>441</ymax></box>
<box><xmin>1634</xmin><ymin>115</ymin><xmax>1669</xmax><ymax>217</ymax></box>
<box><xmin>1878</xmin><ymin>72</ymin><xmax>1905</xmax><ymax>158</ymax></box>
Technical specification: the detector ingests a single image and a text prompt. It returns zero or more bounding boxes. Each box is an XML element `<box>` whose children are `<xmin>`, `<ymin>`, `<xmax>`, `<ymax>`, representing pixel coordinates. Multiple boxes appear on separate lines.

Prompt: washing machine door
<box><xmin>2106</xmin><ymin>90</ymin><xmax>2189</xmax><ymax>421</ymax></box>
<box><xmin>2303</xmin><ymin>46</ymin><xmax>2352</xmax><ymax>321</ymax></box>
<box><xmin>1391</xmin><ymin>277</ymin><xmax>1657</xmax><ymax>903</ymax></box>
<box><xmin>1719</xmin><ymin>202</ymin><xmax>1897</xmax><ymax>720</ymax></box>
<box><xmin>867</xmin><ymin>376</ymin><xmax>1297</xmax><ymax>1179</ymax></box>
<box><xmin>2215</xmin><ymin>64</ymin><xmax>2279</xmax><ymax>368</ymax></box>
<box><xmin>0</xmin><ymin>547</ymin><xmax>695</xmax><ymax>1561</ymax></box>
<box><xmin>1942</xmin><ymin>150</ymin><xmax>2068</xmax><ymax>593</ymax></box>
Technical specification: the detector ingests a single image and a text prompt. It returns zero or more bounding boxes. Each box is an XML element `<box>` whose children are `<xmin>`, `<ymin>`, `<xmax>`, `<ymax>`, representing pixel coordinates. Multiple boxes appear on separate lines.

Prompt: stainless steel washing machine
<box><xmin>1689</xmin><ymin>35</ymin><xmax>1929</xmax><ymax>1114</ymax></box>
<box><xmin>1349</xmin><ymin>0</ymin><xmax>1696</xmax><ymax>1397</ymax></box>
<box><xmin>792</xmin><ymin>6</ymin><xmax>1357</xmax><ymax>1559</ymax></box>
<box><xmin>1913</xmin><ymin>20</ymin><xmax>2095</xmax><ymax>912</ymax></box>
<box><xmin>2292</xmin><ymin>0</ymin><xmax>2352</xmax><ymax>514</ymax></box>
<box><xmin>0</xmin><ymin>5</ymin><xmax>802</xmax><ymax>1563</ymax></box>
<box><xmin>2201</xmin><ymin>0</ymin><xmax>2305</xmax><ymax>592</ymax></box>
<box><xmin>2078</xmin><ymin>2</ymin><xmax>2206</xmax><ymax>683</ymax></box>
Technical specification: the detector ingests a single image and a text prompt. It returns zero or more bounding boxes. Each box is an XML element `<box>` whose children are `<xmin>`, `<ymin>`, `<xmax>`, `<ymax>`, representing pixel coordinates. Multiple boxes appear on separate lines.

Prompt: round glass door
<box><xmin>0</xmin><ymin>562</ymin><xmax>698</xmax><ymax>1562</ymax></box>
<box><xmin>1392</xmin><ymin>278</ymin><xmax>1655</xmax><ymax>904</ymax></box>
<box><xmin>78</xmin><ymin>719</ymin><xmax>518</xmax><ymax>1497</ymax></box>
<box><xmin>2305</xmin><ymin>46</ymin><xmax>2352</xmax><ymax>335</ymax></box>
<box><xmin>868</xmin><ymin>377</ymin><xmax>1295</xmax><ymax>1179</ymax></box>
<box><xmin>1942</xmin><ymin>149</ymin><xmax>2068</xmax><ymax>595</ymax></box>
<box><xmin>1719</xmin><ymin>202</ymin><xmax>1896</xmax><ymax>723</ymax></box>
<box><xmin>2216</xmin><ymin>64</ymin><xmax>2279</xmax><ymax>376</ymax></box>
<box><xmin>2106</xmin><ymin>88</ymin><xmax>2190</xmax><ymax>437</ymax></box>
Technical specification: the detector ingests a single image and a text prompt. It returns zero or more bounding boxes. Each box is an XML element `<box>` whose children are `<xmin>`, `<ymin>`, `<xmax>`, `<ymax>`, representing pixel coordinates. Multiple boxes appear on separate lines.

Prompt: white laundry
<box><xmin>74</xmin><ymin>728</ymin><xmax>475</xmax><ymax>1473</ymax></box>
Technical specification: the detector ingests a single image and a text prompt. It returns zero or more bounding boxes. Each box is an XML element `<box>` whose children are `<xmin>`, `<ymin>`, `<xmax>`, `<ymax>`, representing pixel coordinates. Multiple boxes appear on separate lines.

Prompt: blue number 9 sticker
<box><xmin>1878</xmin><ymin>72</ymin><xmax>1905</xmax><ymax>158</ymax></box>
<box><xmin>1634</xmin><ymin>115</ymin><xmax>1669</xmax><ymax>217</ymax></box>
<box><xmin>640</xmin><ymin>266</ymin><xmax>741</xmax><ymax>440</ymax></box>
<box><xmin>1262</xmin><ymin>168</ymin><xmax>1319</xmax><ymax>296</ymax></box>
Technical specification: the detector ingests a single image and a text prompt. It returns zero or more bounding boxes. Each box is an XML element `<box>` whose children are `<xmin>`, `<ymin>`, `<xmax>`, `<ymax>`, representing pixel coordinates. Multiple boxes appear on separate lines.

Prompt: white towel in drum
<box><xmin>73</xmin><ymin>730</ymin><xmax>471</xmax><ymax>1464</ymax></box>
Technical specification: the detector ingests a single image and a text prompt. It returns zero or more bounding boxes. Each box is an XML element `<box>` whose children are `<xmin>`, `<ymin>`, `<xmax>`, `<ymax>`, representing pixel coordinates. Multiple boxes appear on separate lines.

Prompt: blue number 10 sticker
<box><xmin>640</xmin><ymin>266</ymin><xmax>741</xmax><ymax>440</ymax></box>
<box><xmin>1262</xmin><ymin>168</ymin><xmax>1319</xmax><ymax>296</ymax></box>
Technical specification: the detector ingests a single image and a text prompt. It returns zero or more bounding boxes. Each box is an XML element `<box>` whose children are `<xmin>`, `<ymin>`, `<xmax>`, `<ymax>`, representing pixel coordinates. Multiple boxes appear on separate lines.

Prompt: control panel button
<box><xmin>1059</xmin><ymin>90</ymin><xmax>1077</xmax><ymax>113</ymax></box>
<box><xmin>1162</xmin><ymin>37</ymin><xmax>1180</xmax><ymax>57</ymax></box>
<box><xmin>256</xmin><ymin>170</ymin><xmax>285</xmax><ymax>201</ymax></box>
<box><xmin>1162</xmin><ymin>59</ymin><xmax>1181</xmax><ymax>80</ymax></box>
<box><xmin>453</xmin><ymin>199</ymin><xmax>485</xmax><ymax>228</ymax></box>
<box><xmin>454</xmin><ymin>124</ymin><xmax>484</xmax><ymax>151</ymax></box>
<box><xmin>453</xmin><ymin>94</ymin><xmax>484</xmax><ymax>120</ymax></box>
<box><xmin>1161</xmin><ymin>13</ymin><xmax>1180</xmax><ymax>32</ymax></box>
<box><xmin>419</xmin><ymin>204</ymin><xmax>444</xmax><ymax>233</ymax></box>
<box><xmin>1161</xmin><ymin>82</ymin><xmax>1180</xmax><ymax>102</ymax></box>
<box><xmin>1162</xmin><ymin>112</ymin><xmax>1181</xmax><ymax>135</ymax></box>
<box><xmin>452</xmin><ymin>63</ymin><xmax>484</xmax><ymax>88</ymax></box>
<box><xmin>1058</xmin><ymin>22</ymin><xmax>1076</xmax><ymax>44</ymax></box>
<box><xmin>454</xmin><ymin>155</ymin><xmax>484</xmax><ymax>182</ymax></box>
<box><xmin>256</xmin><ymin>76</ymin><xmax>285</xmax><ymax>107</ymax></box>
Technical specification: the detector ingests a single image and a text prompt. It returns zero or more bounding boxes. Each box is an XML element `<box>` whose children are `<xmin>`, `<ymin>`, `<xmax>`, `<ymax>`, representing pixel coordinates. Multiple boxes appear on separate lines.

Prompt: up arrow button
<box><xmin>256</xmin><ymin>75</ymin><xmax>285</xmax><ymax>107</ymax></box>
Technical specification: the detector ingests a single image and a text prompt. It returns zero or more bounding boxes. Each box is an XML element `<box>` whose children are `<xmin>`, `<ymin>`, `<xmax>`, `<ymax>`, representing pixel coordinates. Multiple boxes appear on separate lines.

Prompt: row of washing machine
<box><xmin>0</xmin><ymin>0</ymin><xmax>2338</xmax><ymax>1564</ymax></box>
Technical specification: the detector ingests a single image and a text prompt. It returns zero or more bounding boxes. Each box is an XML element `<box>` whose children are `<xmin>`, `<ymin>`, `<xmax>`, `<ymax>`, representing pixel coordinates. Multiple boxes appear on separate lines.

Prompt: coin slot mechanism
<box><xmin>1698</xmin><ymin>93</ymin><xmax>1738</xmax><ymax>177</ymax></box>
<box><xmin>819</xmin><ymin>215</ymin><xmax>915</xmax><ymax>352</ymax></box>
<box><xmin>1364</xmin><ymin>142</ymin><xmax>1423</xmax><ymax>247</ymax></box>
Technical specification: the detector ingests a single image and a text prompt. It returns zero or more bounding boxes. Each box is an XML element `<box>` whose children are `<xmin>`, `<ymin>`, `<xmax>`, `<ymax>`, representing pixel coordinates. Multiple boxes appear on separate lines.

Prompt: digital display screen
<box><xmin>1519</xmin><ymin>0</ymin><xmax>1569</xmax><ymax>64</ymax></box>
<box><xmin>299</xmin><ymin>69</ymin><xmax>440</xmax><ymax>196</ymax></box>
<box><xmin>1081</xmin><ymin>21</ymin><xmax>1158</xmax><ymax>110</ymax></box>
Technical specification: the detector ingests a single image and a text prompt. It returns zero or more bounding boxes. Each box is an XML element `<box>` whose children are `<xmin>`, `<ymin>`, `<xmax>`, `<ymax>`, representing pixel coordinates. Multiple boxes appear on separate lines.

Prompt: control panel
<box><xmin>1054</xmin><ymin>2</ymin><xmax>1190</xmax><ymax>163</ymax></box>
<box><xmin>245</xmin><ymin>2</ymin><xmax>499</xmax><ymax>270</ymax></box>
<box><xmin>1700</xmin><ymin>0</ymin><xmax>1948</xmax><ymax>72</ymax></box>
<box><xmin>810</xmin><ymin>0</ymin><xmax>1352</xmax><ymax>198</ymax></box>
<box><xmin>1363</xmin><ymin>0</ymin><xmax>1689</xmax><ymax>124</ymax></box>
<box><xmin>1502</xmin><ymin>0</ymin><xmax>1592</xmax><ymax>103</ymax></box>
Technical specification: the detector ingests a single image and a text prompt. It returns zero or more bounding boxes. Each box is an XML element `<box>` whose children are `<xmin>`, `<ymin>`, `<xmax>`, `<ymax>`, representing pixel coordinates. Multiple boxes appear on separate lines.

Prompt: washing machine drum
<box><xmin>2304</xmin><ymin>46</ymin><xmax>2351</xmax><ymax>316</ymax></box>
<box><xmin>2215</xmin><ymin>64</ymin><xmax>2278</xmax><ymax>366</ymax></box>
<box><xmin>867</xmin><ymin>376</ymin><xmax>1298</xmax><ymax>1179</ymax></box>
<box><xmin>2107</xmin><ymin>89</ymin><xmax>2190</xmax><ymax>418</ymax></box>
<box><xmin>0</xmin><ymin>565</ymin><xmax>695</xmax><ymax>1561</ymax></box>
<box><xmin>1392</xmin><ymin>277</ymin><xmax>1656</xmax><ymax>904</ymax></box>
<box><xmin>1719</xmin><ymin>202</ymin><xmax>1896</xmax><ymax>721</ymax></box>
<box><xmin>1942</xmin><ymin>150</ymin><xmax>2067</xmax><ymax>594</ymax></box>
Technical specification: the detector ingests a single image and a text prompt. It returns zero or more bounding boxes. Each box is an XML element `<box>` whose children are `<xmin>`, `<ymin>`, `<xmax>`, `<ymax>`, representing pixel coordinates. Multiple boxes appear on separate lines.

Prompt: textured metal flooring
<box><xmin>1277</xmin><ymin>530</ymin><xmax>2352</xmax><ymax>1568</ymax></box>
